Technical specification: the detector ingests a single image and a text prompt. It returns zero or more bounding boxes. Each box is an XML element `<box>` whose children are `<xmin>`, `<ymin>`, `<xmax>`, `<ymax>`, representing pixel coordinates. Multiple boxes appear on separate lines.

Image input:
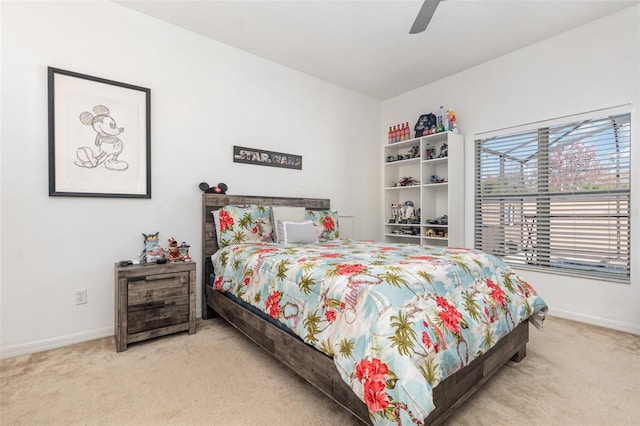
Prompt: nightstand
<box><xmin>115</xmin><ymin>261</ymin><xmax>196</xmax><ymax>352</ymax></box>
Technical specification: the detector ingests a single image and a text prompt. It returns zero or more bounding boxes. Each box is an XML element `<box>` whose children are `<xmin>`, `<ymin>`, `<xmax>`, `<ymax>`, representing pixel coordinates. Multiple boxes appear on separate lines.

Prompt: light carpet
<box><xmin>1</xmin><ymin>316</ymin><xmax>638</xmax><ymax>425</ymax></box>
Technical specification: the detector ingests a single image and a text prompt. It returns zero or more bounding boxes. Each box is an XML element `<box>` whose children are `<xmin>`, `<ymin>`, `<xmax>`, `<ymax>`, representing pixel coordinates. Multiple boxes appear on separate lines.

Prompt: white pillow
<box><xmin>279</xmin><ymin>220</ymin><xmax>318</xmax><ymax>244</ymax></box>
<box><xmin>272</xmin><ymin>206</ymin><xmax>306</xmax><ymax>243</ymax></box>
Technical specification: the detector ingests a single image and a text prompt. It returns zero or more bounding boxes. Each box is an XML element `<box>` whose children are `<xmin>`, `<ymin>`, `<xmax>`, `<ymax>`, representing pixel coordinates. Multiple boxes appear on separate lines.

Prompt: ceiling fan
<box><xmin>409</xmin><ymin>0</ymin><xmax>444</xmax><ymax>34</ymax></box>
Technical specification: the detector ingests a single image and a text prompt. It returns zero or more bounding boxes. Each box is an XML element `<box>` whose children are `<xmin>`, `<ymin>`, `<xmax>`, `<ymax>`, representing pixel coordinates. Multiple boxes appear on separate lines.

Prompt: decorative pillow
<box><xmin>271</xmin><ymin>206</ymin><xmax>306</xmax><ymax>243</ymax></box>
<box><xmin>305</xmin><ymin>209</ymin><xmax>339</xmax><ymax>241</ymax></box>
<box><xmin>278</xmin><ymin>220</ymin><xmax>318</xmax><ymax>244</ymax></box>
<box><xmin>218</xmin><ymin>205</ymin><xmax>273</xmax><ymax>248</ymax></box>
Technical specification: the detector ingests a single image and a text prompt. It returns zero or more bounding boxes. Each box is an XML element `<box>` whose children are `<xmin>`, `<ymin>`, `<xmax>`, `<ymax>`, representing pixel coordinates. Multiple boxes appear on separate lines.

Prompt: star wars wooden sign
<box><xmin>233</xmin><ymin>145</ymin><xmax>302</xmax><ymax>170</ymax></box>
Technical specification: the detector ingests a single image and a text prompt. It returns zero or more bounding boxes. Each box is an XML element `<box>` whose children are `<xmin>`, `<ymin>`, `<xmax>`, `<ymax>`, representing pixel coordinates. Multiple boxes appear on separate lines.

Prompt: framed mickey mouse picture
<box><xmin>48</xmin><ymin>67</ymin><xmax>151</xmax><ymax>198</ymax></box>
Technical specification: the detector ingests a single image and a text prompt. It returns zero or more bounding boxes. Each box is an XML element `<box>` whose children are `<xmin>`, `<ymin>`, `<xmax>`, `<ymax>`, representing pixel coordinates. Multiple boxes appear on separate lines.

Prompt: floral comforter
<box><xmin>212</xmin><ymin>240</ymin><xmax>547</xmax><ymax>425</ymax></box>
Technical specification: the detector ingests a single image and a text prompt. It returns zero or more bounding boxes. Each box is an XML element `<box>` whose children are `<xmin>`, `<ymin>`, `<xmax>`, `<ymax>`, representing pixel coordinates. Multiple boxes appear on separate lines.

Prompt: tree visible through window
<box><xmin>475</xmin><ymin>112</ymin><xmax>631</xmax><ymax>282</ymax></box>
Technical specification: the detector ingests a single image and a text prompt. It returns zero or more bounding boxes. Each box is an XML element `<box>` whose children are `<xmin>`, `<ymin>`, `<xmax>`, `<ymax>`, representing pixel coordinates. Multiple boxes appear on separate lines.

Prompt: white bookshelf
<box><xmin>383</xmin><ymin>132</ymin><xmax>464</xmax><ymax>246</ymax></box>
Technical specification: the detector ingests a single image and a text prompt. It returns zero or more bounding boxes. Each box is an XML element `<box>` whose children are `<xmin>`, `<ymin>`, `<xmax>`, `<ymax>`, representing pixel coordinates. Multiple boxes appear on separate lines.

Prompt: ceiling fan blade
<box><xmin>409</xmin><ymin>0</ymin><xmax>443</xmax><ymax>34</ymax></box>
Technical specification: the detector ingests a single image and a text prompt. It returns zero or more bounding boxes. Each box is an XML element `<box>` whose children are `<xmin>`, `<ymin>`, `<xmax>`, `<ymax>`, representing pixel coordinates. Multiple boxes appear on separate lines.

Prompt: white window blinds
<box><xmin>474</xmin><ymin>112</ymin><xmax>631</xmax><ymax>282</ymax></box>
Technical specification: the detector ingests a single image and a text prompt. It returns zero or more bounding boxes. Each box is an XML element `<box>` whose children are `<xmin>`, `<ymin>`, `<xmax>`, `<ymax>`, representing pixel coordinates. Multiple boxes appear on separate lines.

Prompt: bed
<box><xmin>201</xmin><ymin>194</ymin><xmax>547</xmax><ymax>425</ymax></box>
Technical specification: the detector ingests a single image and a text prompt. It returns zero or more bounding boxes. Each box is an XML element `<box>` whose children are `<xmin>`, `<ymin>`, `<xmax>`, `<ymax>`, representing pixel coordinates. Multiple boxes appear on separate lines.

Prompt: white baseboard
<box><xmin>1</xmin><ymin>309</ymin><xmax>204</xmax><ymax>359</ymax></box>
<box><xmin>549</xmin><ymin>309</ymin><xmax>640</xmax><ymax>335</ymax></box>
<box><xmin>0</xmin><ymin>326</ymin><xmax>113</xmax><ymax>359</ymax></box>
<box><xmin>3</xmin><ymin>309</ymin><xmax>635</xmax><ymax>359</ymax></box>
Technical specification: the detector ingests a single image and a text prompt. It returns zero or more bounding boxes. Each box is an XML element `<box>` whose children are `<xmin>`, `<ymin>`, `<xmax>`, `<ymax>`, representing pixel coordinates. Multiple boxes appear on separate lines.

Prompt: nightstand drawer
<box><xmin>127</xmin><ymin>299</ymin><xmax>189</xmax><ymax>334</ymax></box>
<box><xmin>127</xmin><ymin>272</ymin><xmax>189</xmax><ymax>305</ymax></box>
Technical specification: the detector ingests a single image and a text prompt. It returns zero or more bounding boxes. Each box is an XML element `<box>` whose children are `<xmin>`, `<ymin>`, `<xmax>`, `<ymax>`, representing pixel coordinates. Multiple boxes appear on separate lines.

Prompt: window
<box><xmin>474</xmin><ymin>111</ymin><xmax>631</xmax><ymax>282</ymax></box>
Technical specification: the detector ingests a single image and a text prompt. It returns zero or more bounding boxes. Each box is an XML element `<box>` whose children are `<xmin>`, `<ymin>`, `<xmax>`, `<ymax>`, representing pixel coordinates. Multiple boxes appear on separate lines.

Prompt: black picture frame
<box><xmin>48</xmin><ymin>67</ymin><xmax>151</xmax><ymax>198</ymax></box>
<box><xmin>233</xmin><ymin>145</ymin><xmax>302</xmax><ymax>170</ymax></box>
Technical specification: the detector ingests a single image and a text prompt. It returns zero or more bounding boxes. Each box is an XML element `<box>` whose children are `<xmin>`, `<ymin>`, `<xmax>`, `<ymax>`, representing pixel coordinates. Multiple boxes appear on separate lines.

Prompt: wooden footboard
<box><xmin>205</xmin><ymin>284</ymin><xmax>529</xmax><ymax>425</ymax></box>
<box><xmin>426</xmin><ymin>318</ymin><xmax>528</xmax><ymax>425</ymax></box>
<box><xmin>201</xmin><ymin>193</ymin><xmax>530</xmax><ymax>425</ymax></box>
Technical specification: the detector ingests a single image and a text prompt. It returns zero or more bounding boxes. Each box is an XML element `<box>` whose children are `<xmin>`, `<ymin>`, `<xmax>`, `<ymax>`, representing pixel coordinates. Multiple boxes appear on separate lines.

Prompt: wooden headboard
<box><xmin>201</xmin><ymin>194</ymin><xmax>330</xmax><ymax>314</ymax></box>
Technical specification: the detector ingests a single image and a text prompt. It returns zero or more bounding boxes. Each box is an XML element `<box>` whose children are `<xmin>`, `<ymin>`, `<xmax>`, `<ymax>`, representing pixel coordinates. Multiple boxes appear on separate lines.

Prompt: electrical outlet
<box><xmin>75</xmin><ymin>289</ymin><xmax>87</xmax><ymax>305</ymax></box>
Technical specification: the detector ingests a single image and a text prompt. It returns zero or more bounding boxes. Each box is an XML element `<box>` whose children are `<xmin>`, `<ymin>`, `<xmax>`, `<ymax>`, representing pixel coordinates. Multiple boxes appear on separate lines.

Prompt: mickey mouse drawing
<box><xmin>75</xmin><ymin>105</ymin><xmax>128</xmax><ymax>171</ymax></box>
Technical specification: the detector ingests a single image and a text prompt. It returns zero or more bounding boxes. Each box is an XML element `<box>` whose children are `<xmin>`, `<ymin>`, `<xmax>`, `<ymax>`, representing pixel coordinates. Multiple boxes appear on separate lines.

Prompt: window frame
<box><xmin>474</xmin><ymin>108</ymin><xmax>631</xmax><ymax>283</ymax></box>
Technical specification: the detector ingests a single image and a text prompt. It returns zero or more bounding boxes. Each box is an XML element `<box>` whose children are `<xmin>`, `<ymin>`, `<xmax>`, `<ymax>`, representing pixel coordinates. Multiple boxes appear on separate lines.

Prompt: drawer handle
<box><xmin>146</xmin><ymin>273</ymin><xmax>181</xmax><ymax>281</ymax></box>
<box><xmin>143</xmin><ymin>301</ymin><xmax>176</xmax><ymax>310</ymax></box>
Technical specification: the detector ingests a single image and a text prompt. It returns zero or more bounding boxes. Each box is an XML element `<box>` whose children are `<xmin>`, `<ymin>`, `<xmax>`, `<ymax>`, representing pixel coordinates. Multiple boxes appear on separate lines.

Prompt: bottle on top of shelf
<box><xmin>388</xmin><ymin>121</ymin><xmax>413</xmax><ymax>143</ymax></box>
<box><xmin>437</xmin><ymin>106</ymin><xmax>445</xmax><ymax>133</ymax></box>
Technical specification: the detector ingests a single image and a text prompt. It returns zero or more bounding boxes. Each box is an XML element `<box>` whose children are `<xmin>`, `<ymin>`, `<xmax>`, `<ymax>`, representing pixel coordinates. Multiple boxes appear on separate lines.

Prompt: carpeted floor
<box><xmin>1</xmin><ymin>316</ymin><xmax>638</xmax><ymax>425</ymax></box>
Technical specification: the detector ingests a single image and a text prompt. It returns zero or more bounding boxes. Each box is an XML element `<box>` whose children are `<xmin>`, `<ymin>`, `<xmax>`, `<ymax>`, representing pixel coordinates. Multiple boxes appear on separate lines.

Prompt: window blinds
<box><xmin>474</xmin><ymin>113</ymin><xmax>631</xmax><ymax>282</ymax></box>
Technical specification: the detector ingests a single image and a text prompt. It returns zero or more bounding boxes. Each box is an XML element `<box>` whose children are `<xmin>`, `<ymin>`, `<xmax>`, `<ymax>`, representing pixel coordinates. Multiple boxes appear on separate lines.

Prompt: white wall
<box><xmin>0</xmin><ymin>1</ymin><xmax>381</xmax><ymax>357</ymax></box>
<box><xmin>382</xmin><ymin>6</ymin><xmax>640</xmax><ymax>334</ymax></box>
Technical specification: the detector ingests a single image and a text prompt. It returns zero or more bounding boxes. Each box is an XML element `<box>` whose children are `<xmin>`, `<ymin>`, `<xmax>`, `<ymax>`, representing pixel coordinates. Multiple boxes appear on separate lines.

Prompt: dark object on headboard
<box><xmin>199</xmin><ymin>182</ymin><xmax>228</xmax><ymax>194</ymax></box>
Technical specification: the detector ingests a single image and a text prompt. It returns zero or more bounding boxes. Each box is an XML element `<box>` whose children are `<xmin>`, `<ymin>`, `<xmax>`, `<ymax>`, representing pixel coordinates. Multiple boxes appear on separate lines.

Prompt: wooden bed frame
<box><xmin>201</xmin><ymin>193</ymin><xmax>529</xmax><ymax>425</ymax></box>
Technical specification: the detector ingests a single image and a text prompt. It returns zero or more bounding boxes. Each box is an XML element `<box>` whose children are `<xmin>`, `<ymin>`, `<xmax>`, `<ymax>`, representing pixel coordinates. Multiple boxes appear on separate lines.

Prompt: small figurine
<box><xmin>448</xmin><ymin>109</ymin><xmax>458</xmax><ymax>133</ymax></box>
<box><xmin>389</xmin><ymin>203</ymin><xmax>400</xmax><ymax>224</ymax></box>
<box><xmin>179</xmin><ymin>241</ymin><xmax>191</xmax><ymax>261</ymax></box>
<box><xmin>141</xmin><ymin>232</ymin><xmax>164</xmax><ymax>263</ymax></box>
<box><xmin>412</xmin><ymin>208</ymin><xmax>421</xmax><ymax>224</ymax></box>
<box><xmin>425</xmin><ymin>147</ymin><xmax>435</xmax><ymax>160</ymax></box>
<box><xmin>168</xmin><ymin>237</ymin><xmax>180</xmax><ymax>262</ymax></box>
<box><xmin>438</xmin><ymin>142</ymin><xmax>448</xmax><ymax>158</ymax></box>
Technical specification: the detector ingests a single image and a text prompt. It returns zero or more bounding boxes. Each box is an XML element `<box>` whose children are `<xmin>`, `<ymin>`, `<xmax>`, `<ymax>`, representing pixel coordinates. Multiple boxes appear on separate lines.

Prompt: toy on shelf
<box><xmin>428</xmin><ymin>173</ymin><xmax>447</xmax><ymax>184</ymax></box>
<box><xmin>389</xmin><ymin>203</ymin><xmax>401</xmax><ymax>223</ymax></box>
<box><xmin>396</xmin><ymin>176</ymin><xmax>419</xmax><ymax>187</ymax></box>
<box><xmin>447</xmin><ymin>109</ymin><xmax>458</xmax><ymax>133</ymax></box>
<box><xmin>426</xmin><ymin>214</ymin><xmax>448</xmax><ymax>225</ymax></box>
<box><xmin>400</xmin><ymin>200</ymin><xmax>414</xmax><ymax>223</ymax></box>
<box><xmin>390</xmin><ymin>201</ymin><xmax>420</xmax><ymax>225</ymax></box>
<box><xmin>438</xmin><ymin>142</ymin><xmax>448</xmax><ymax>158</ymax></box>
<box><xmin>386</xmin><ymin>145</ymin><xmax>420</xmax><ymax>162</ymax></box>
<box><xmin>414</xmin><ymin>107</ymin><xmax>460</xmax><ymax>137</ymax></box>
<box><xmin>391</xmin><ymin>227</ymin><xmax>419</xmax><ymax>236</ymax></box>
<box><xmin>414</xmin><ymin>113</ymin><xmax>437</xmax><ymax>137</ymax></box>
